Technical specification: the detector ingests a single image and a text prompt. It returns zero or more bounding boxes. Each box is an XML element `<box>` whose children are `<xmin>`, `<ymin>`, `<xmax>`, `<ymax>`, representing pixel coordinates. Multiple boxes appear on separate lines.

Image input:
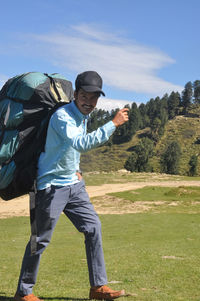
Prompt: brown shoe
<box><xmin>14</xmin><ymin>293</ymin><xmax>44</xmax><ymax>301</ymax></box>
<box><xmin>89</xmin><ymin>285</ymin><xmax>125</xmax><ymax>300</ymax></box>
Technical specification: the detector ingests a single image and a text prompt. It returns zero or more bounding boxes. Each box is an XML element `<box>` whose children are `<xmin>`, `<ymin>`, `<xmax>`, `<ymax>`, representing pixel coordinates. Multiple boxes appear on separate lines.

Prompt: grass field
<box><xmin>0</xmin><ymin>175</ymin><xmax>200</xmax><ymax>301</ymax></box>
<box><xmin>110</xmin><ymin>186</ymin><xmax>200</xmax><ymax>202</ymax></box>
<box><xmin>0</xmin><ymin>213</ymin><xmax>200</xmax><ymax>300</ymax></box>
<box><xmin>107</xmin><ymin>186</ymin><xmax>200</xmax><ymax>214</ymax></box>
<box><xmin>83</xmin><ymin>171</ymin><xmax>200</xmax><ymax>186</ymax></box>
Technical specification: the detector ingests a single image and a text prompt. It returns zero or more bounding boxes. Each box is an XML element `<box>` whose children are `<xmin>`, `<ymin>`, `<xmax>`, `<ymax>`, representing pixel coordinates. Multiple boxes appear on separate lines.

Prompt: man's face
<box><xmin>74</xmin><ymin>89</ymin><xmax>100</xmax><ymax>115</ymax></box>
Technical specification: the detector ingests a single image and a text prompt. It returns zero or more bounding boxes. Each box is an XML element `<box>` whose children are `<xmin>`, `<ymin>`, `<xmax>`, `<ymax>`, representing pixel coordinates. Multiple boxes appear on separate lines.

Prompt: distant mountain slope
<box><xmin>150</xmin><ymin>115</ymin><xmax>200</xmax><ymax>175</ymax></box>
<box><xmin>80</xmin><ymin>115</ymin><xmax>200</xmax><ymax>175</ymax></box>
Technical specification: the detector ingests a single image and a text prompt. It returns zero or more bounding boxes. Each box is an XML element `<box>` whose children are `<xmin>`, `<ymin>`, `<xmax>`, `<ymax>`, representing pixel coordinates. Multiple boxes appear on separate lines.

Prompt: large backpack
<box><xmin>0</xmin><ymin>72</ymin><xmax>74</xmax><ymax>200</ymax></box>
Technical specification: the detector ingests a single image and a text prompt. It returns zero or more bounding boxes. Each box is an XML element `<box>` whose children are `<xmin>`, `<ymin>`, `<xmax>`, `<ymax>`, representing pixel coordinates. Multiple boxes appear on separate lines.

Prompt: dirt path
<box><xmin>0</xmin><ymin>180</ymin><xmax>200</xmax><ymax>218</ymax></box>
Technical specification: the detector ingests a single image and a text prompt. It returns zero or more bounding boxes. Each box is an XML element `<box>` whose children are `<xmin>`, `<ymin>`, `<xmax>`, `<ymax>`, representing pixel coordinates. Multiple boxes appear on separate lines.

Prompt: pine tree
<box><xmin>146</xmin><ymin>98</ymin><xmax>157</xmax><ymax>121</ymax></box>
<box><xmin>138</xmin><ymin>103</ymin><xmax>150</xmax><ymax>128</ymax></box>
<box><xmin>124</xmin><ymin>138</ymin><xmax>154</xmax><ymax>172</ymax></box>
<box><xmin>193</xmin><ymin>80</ymin><xmax>200</xmax><ymax>104</ymax></box>
<box><xmin>181</xmin><ymin>81</ymin><xmax>193</xmax><ymax>113</ymax></box>
<box><xmin>150</xmin><ymin>117</ymin><xmax>162</xmax><ymax>142</ymax></box>
<box><xmin>160</xmin><ymin>141</ymin><xmax>181</xmax><ymax>174</ymax></box>
<box><xmin>188</xmin><ymin>155</ymin><xmax>198</xmax><ymax>176</ymax></box>
<box><xmin>112</xmin><ymin>103</ymin><xmax>142</xmax><ymax>144</ymax></box>
<box><xmin>168</xmin><ymin>91</ymin><xmax>181</xmax><ymax>119</ymax></box>
<box><xmin>124</xmin><ymin>152</ymin><xmax>138</xmax><ymax>172</ymax></box>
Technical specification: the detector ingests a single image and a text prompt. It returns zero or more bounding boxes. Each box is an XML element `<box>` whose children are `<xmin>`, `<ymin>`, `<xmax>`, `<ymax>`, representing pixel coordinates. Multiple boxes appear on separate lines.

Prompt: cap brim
<box><xmin>81</xmin><ymin>85</ymin><xmax>105</xmax><ymax>96</ymax></box>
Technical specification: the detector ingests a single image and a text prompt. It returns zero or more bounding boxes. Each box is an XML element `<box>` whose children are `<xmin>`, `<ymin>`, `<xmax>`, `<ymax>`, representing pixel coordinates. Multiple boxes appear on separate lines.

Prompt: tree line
<box><xmin>87</xmin><ymin>80</ymin><xmax>200</xmax><ymax>175</ymax></box>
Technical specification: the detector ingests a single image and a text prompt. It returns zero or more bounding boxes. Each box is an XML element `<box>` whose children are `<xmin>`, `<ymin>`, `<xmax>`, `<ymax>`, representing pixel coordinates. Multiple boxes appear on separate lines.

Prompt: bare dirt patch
<box><xmin>162</xmin><ymin>255</ymin><xmax>184</xmax><ymax>260</ymax></box>
<box><xmin>91</xmin><ymin>195</ymin><xmax>152</xmax><ymax>214</ymax></box>
<box><xmin>0</xmin><ymin>180</ymin><xmax>200</xmax><ymax>218</ymax></box>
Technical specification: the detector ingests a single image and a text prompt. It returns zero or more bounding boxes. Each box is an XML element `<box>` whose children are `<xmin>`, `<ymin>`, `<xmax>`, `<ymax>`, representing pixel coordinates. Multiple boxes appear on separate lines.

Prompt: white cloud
<box><xmin>18</xmin><ymin>24</ymin><xmax>183</xmax><ymax>96</ymax></box>
<box><xmin>0</xmin><ymin>17</ymin><xmax>184</xmax><ymax>111</ymax></box>
<box><xmin>96</xmin><ymin>97</ymin><xmax>136</xmax><ymax>111</ymax></box>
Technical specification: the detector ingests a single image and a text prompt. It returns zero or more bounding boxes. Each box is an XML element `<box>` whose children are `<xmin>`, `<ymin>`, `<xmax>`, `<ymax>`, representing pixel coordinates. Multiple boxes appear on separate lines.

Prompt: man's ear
<box><xmin>74</xmin><ymin>90</ymin><xmax>77</xmax><ymax>100</ymax></box>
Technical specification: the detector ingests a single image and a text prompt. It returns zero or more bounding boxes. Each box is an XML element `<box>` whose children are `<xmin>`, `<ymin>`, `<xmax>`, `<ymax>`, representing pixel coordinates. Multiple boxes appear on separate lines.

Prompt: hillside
<box><xmin>150</xmin><ymin>115</ymin><xmax>200</xmax><ymax>175</ymax></box>
<box><xmin>80</xmin><ymin>115</ymin><xmax>200</xmax><ymax>175</ymax></box>
<box><xmin>80</xmin><ymin>128</ymin><xmax>147</xmax><ymax>172</ymax></box>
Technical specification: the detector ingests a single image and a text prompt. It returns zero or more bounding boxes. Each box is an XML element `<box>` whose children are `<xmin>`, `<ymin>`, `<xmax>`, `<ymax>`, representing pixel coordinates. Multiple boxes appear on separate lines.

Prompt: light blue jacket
<box><xmin>37</xmin><ymin>101</ymin><xmax>116</xmax><ymax>190</ymax></box>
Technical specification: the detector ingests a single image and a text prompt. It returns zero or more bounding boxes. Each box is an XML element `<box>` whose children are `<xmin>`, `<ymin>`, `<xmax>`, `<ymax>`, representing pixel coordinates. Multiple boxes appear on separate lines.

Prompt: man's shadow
<box><xmin>0</xmin><ymin>297</ymin><xmax>13</xmax><ymax>301</ymax></box>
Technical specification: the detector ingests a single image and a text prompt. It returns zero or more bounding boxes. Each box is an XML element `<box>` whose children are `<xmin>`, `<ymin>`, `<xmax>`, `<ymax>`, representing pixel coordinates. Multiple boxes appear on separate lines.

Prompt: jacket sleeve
<box><xmin>51</xmin><ymin>112</ymin><xmax>116</xmax><ymax>153</ymax></box>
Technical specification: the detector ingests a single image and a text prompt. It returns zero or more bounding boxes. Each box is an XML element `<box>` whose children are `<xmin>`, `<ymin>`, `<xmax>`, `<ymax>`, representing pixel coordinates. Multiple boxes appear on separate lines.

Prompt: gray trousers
<box><xmin>17</xmin><ymin>180</ymin><xmax>107</xmax><ymax>296</ymax></box>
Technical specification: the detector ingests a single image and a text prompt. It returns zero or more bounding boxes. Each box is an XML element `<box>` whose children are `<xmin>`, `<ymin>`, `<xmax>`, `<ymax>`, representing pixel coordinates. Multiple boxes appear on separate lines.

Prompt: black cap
<box><xmin>75</xmin><ymin>71</ymin><xmax>105</xmax><ymax>96</ymax></box>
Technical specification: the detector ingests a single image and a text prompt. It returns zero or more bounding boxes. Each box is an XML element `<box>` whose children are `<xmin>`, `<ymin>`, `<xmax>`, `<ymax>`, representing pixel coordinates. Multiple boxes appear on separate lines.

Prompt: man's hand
<box><xmin>112</xmin><ymin>108</ymin><xmax>129</xmax><ymax>127</ymax></box>
<box><xmin>76</xmin><ymin>172</ymin><xmax>83</xmax><ymax>181</ymax></box>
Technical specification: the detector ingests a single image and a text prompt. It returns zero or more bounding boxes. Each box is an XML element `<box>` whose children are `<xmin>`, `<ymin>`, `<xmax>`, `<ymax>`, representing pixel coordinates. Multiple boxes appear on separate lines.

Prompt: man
<box><xmin>14</xmin><ymin>71</ymin><xmax>129</xmax><ymax>301</ymax></box>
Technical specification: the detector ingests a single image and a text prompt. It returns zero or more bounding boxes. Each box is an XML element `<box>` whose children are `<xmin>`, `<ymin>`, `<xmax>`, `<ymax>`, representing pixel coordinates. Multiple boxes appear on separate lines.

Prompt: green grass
<box><xmin>108</xmin><ymin>186</ymin><xmax>200</xmax><ymax>214</ymax></box>
<box><xmin>1</xmin><ymin>212</ymin><xmax>200</xmax><ymax>300</ymax></box>
<box><xmin>109</xmin><ymin>186</ymin><xmax>200</xmax><ymax>202</ymax></box>
<box><xmin>83</xmin><ymin>171</ymin><xmax>200</xmax><ymax>186</ymax></box>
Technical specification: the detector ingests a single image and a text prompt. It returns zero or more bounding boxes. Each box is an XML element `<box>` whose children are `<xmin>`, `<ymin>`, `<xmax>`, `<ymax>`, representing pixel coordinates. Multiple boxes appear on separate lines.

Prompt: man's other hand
<box><xmin>76</xmin><ymin>172</ymin><xmax>83</xmax><ymax>181</ymax></box>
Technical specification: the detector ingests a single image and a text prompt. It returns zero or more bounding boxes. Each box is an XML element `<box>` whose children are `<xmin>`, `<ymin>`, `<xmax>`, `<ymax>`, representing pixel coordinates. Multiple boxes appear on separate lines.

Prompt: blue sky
<box><xmin>0</xmin><ymin>0</ymin><xmax>199</xmax><ymax>110</ymax></box>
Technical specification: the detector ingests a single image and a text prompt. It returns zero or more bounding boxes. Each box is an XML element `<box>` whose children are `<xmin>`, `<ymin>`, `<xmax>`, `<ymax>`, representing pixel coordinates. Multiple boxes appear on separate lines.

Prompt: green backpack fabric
<box><xmin>0</xmin><ymin>72</ymin><xmax>74</xmax><ymax>200</ymax></box>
